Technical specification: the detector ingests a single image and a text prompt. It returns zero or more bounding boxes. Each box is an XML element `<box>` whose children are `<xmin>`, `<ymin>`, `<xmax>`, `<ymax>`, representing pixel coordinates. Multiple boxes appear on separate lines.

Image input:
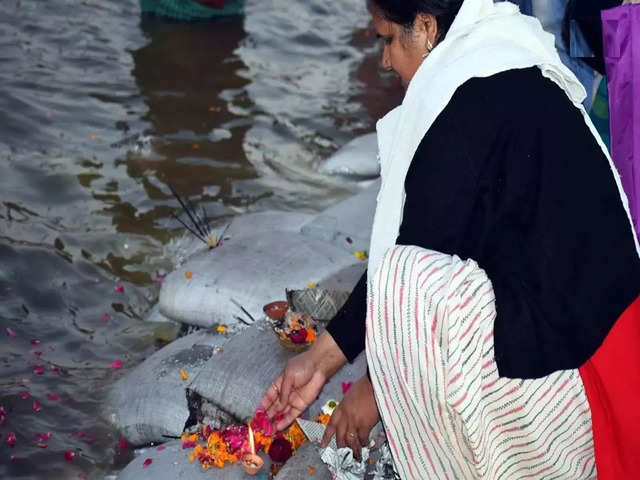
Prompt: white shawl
<box><xmin>368</xmin><ymin>0</ymin><xmax>638</xmax><ymax>276</ymax></box>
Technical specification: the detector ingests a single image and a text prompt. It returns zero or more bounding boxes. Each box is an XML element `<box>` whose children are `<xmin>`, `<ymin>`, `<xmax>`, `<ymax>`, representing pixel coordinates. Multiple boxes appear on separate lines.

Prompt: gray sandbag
<box><xmin>116</xmin><ymin>440</ymin><xmax>272</xmax><ymax>480</ymax></box>
<box><xmin>106</xmin><ymin>330</ymin><xmax>231</xmax><ymax>446</ymax></box>
<box><xmin>319</xmin><ymin>133</ymin><xmax>379</xmax><ymax>179</ymax></box>
<box><xmin>189</xmin><ymin>320</ymin><xmax>367</xmax><ymax>425</ymax></box>
<box><xmin>159</xmin><ymin>228</ymin><xmax>365</xmax><ymax>328</ymax></box>
<box><xmin>300</xmin><ymin>180</ymin><xmax>378</xmax><ymax>255</ymax></box>
<box><xmin>275</xmin><ymin>441</ymin><xmax>331</xmax><ymax>480</ymax></box>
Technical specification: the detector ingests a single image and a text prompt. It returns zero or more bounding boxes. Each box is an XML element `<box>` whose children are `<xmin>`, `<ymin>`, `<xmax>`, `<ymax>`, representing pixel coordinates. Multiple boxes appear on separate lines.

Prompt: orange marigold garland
<box><xmin>185</xmin><ymin>403</ymin><xmax>338</xmax><ymax>471</ymax></box>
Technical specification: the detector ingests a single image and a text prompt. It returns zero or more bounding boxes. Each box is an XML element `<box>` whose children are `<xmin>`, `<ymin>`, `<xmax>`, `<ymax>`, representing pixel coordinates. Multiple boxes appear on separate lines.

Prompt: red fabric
<box><xmin>579</xmin><ymin>295</ymin><xmax>640</xmax><ymax>479</ymax></box>
<box><xmin>196</xmin><ymin>0</ymin><xmax>229</xmax><ymax>8</ymax></box>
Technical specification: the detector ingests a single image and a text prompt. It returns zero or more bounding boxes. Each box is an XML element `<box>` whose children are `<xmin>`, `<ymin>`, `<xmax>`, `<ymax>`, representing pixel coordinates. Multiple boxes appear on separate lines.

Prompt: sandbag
<box><xmin>274</xmin><ymin>441</ymin><xmax>331</xmax><ymax>480</ymax></box>
<box><xmin>106</xmin><ymin>330</ymin><xmax>231</xmax><ymax>446</ymax></box>
<box><xmin>116</xmin><ymin>440</ymin><xmax>271</xmax><ymax>480</ymax></box>
<box><xmin>300</xmin><ymin>180</ymin><xmax>378</xmax><ymax>255</ymax></box>
<box><xmin>189</xmin><ymin>320</ymin><xmax>367</xmax><ymax>425</ymax></box>
<box><xmin>159</xmin><ymin>227</ymin><xmax>365</xmax><ymax>328</ymax></box>
<box><xmin>319</xmin><ymin>133</ymin><xmax>379</xmax><ymax>179</ymax></box>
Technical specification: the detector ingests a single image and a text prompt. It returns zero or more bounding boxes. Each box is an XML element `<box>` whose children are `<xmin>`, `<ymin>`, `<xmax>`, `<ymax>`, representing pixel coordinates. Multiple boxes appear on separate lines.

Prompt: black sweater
<box><xmin>327</xmin><ymin>67</ymin><xmax>640</xmax><ymax>379</ymax></box>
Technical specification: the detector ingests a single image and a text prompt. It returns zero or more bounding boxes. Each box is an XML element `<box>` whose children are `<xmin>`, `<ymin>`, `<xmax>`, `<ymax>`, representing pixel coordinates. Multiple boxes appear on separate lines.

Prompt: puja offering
<box><xmin>272</xmin><ymin>310</ymin><xmax>318</xmax><ymax>351</ymax></box>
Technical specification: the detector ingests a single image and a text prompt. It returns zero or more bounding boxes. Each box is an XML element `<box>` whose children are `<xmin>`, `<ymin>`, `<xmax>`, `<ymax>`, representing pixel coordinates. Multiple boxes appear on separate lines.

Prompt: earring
<box><xmin>423</xmin><ymin>40</ymin><xmax>434</xmax><ymax>59</ymax></box>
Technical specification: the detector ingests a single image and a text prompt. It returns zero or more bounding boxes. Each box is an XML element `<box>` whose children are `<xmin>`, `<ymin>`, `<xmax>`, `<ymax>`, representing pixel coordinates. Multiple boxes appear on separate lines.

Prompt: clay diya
<box><xmin>241</xmin><ymin>424</ymin><xmax>264</xmax><ymax>476</ymax></box>
<box><xmin>263</xmin><ymin>300</ymin><xmax>288</xmax><ymax>321</ymax></box>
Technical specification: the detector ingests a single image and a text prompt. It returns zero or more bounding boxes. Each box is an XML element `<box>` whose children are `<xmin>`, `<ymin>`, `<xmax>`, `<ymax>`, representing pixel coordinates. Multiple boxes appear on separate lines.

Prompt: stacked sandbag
<box><xmin>106</xmin><ymin>330</ymin><xmax>231</xmax><ymax>446</ymax></box>
<box><xmin>319</xmin><ymin>133</ymin><xmax>379</xmax><ymax>180</ymax></box>
<box><xmin>188</xmin><ymin>319</ymin><xmax>367</xmax><ymax>424</ymax></box>
<box><xmin>299</xmin><ymin>182</ymin><xmax>378</xmax><ymax>255</ymax></box>
<box><xmin>158</xmin><ymin>204</ymin><xmax>374</xmax><ymax>327</ymax></box>
<box><xmin>274</xmin><ymin>442</ymin><xmax>331</xmax><ymax>479</ymax></box>
<box><xmin>116</xmin><ymin>440</ymin><xmax>271</xmax><ymax>480</ymax></box>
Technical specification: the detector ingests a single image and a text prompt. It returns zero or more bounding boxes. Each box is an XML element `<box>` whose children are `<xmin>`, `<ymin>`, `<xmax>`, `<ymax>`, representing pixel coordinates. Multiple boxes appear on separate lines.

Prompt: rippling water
<box><xmin>0</xmin><ymin>0</ymin><xmax>400</xmax><ymax>478</ymax></box>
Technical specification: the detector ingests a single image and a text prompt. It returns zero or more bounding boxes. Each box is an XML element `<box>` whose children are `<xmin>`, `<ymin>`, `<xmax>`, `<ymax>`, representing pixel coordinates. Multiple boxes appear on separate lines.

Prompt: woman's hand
<box><xmin>321</xmin><ymin>374</ymin><xmax>379</xmax><ymax>460</ymax></box>
<box><xmin>260</xmin><ymin>332</ymin><xmax>347</xmax><ymax>431</ymax></box>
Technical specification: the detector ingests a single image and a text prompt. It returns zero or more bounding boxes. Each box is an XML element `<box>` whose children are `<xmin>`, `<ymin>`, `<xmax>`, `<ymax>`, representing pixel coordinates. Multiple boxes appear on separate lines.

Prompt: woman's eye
<box><xmin>384</xmin><ymin>36</ymin><xmax>392</xmax><ymax>45</ymax></box>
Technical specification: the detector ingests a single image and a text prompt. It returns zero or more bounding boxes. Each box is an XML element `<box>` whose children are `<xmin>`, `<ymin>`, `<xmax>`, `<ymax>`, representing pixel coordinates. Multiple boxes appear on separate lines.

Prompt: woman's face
<box><xmin>371</xmin><ymin>8</ymin><xmax>438</xmax><ymax>89</ymax></box>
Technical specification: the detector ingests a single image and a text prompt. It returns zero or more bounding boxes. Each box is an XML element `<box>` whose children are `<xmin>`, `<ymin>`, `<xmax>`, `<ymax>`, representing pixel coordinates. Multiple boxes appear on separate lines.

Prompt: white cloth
<box><xmin>366</xmin><ymin>245</ymin><xmax>595</xmax><ymax>479</ymax></box>
<box><xmin>367</xmin><ymin>0</ymin><xmax>639</xmax><ymax>277</ymax></box>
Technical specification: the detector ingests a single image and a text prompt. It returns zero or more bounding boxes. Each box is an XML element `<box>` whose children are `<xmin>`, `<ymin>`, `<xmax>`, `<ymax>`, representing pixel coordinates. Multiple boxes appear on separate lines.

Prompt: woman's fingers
<box><xmin>347</xmin><ymin>427</ymin><xmax>362</xmax><ymax>460</ymax></box>
<box><xmin>321</xmin><ymin>408</ymin><xmax>340</xmax><ymax>447</ymax></box>
<box><xmin>357</xmin><ymin>426</ymin><xmax>369</xmax><ymax>448</ymax></box>
<box><xmin>335</xmin><ymin>416</ymin><xmax>348</xmax><ymax>449</ymax></box>
<box><xmin>264</xmin><ymin>377</ymin><xmax>284</xmax><ymax>418</ymax></box>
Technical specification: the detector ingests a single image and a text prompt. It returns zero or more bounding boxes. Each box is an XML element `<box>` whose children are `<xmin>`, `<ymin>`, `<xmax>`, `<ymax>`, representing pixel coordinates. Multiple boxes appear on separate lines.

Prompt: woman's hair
<box><xmin>368</xmin><ymin>0</ymin><xmax>464</xmax><ymax>43</ymax></box>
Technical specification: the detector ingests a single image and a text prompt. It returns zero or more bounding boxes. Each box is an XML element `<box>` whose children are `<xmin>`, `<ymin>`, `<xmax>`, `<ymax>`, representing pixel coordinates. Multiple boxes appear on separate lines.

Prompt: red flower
<box><xmin>33</xmin><ymin>365</ymin><xmax>44</xmax><ymax>375</ymax></box>
<box><xmin>341</xmin><ymin>381</ymin><xmax>353</xmax><ymax>394</ymax></box>
<box><xmin>6</xmin><ymin>432</ymin><xmax>16</xmax><ymax>447</ymax></box>
<box><xmin>30</xmin><ymin>339</ymin><xmax>40</xmax><ymax>345</ymax></box>
<box><xmin>47</xmin><ymin>393</ymin><xmax>60</xmax><ymax>402</ymax></box>
<box><xmin>142</xmin><ymin>458</ymin><xmax>152</xmax><ymax>468</ymax></box>
<box><xmin>288</xmin><ymin>329</ymin><xmax>308</xmax><ymax>344</ymax></box>
<box><xmin>37</xmin><ymin>442</ymin><xmax>48</xmax><ymax>449</ymax></box>
<box><xmin>19</xmin><ymin>391</ymin><xmax>30</xmax><ymax>400</ymax></box>
<box><xmin>119</xmin><ymin>439</ymin><xmax>128</xmax><ymax>451</ymax></box>
<box><xmin>63</xmin><ymin>451</ymin><xmax>75</xmax><ymax>461</ymax></box>
<box><xmin>33</xmin><ymin>400</ymin><xmax>42</xmax><ymax>412</ymax></box>
<box><xmin>156</xmin><ymin>445</ymin><xmax>165</xmax><ymax>451</ymax></box>
<box><xmin>101</xmin><ymin>313</ymin><xmax>110</xmax><ymax>322</ymax></box>
<box><xmin>114</xmin><ymin>285</ymin><xmax>125</xmax><ymax>293</ymax></box>
<box><xmin>268</xmin><ymin>437</ymin><xmax>293</xmax><ymax>463</ymax></box>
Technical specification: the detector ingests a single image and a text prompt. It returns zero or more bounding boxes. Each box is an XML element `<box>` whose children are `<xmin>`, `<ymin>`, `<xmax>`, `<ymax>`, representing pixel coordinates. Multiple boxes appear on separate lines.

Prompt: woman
<box><xmin>261</xmin><ymin>0</ymin><xmax>640</xmax><ymax>478</ymax></box>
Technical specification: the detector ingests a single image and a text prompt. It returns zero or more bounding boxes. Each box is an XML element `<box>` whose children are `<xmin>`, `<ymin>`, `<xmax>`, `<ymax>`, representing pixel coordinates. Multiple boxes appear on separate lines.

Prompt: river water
<box><xmin>0</xmin><ymin>0</ymin><xmax>400</xmax><ymax>478</ymax></box>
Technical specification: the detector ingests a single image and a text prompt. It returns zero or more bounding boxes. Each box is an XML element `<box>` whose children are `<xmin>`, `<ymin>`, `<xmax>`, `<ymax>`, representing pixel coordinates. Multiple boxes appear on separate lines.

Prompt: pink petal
<box><xmin>32</xmin><ymin>351</ymin><xmax>42</xmax><ymax>357</ymax></box>
<box><xmin>35</xmin><ymin>433</ymin><xmax>44</xmax><ymax>442</ymax></box>
<box><xmin>0</xmin><ymin>415</ymin><xmax>5</xmax><ymax>426</ymax></box>
<box><xmin>50</xmin><ymin>365</ymin><xmax>59</xmax><ymax>372</ymax></box>
<box><xmin>30</xmin><ymin>339</ymin><xmax>40</xmax><ymax>345</ymax></box>
<box><xmin>0</xmin><ymin>406</ymin><xmax>5</xmax><ymax>415</ymax></box>
<box><xmin>47</xmin><ymin>393</ymin><xmax>60</xmax><ymax>402</ymax></box>
<box><xmin>156</xmin><ymin>445</ymin><xmax>165</xmax><ymax>451</ymax></box>
<box><xmin>10</xmin><ymin>455</ymin><xmax>18</xmax><ymax>461</ymax></box>
<box><xmin>33</xmin><ymin>365</ymin><xmax>44</xmax><ymax>375</ymax></box>
<box><xmin>76</xmin><ymin>432</ymin><xmax>84</xmax><ymax>439</ymax></box>
<box><xmin>156</xmin><ymin>276</ymin><xmax>164</xmax><ymax>285</ymax></box>
<box><xmin>119</xmin><ymin>439</ymin><xmax>128</xmax><ymax>451</ymax></box>
<box><xmin>341</xmin><ymin>381</ymin><xmax>353</xmax><ymax>394</ymax></box>
<box><xmin>114</xmin><ymin>285</ymin><xmax>125</xmax><ymax>293</ymax></box>
<box><xmin>109</xmin><ymin>360</ymin><xmax>123</xmax><ymax>370</ymax></box>
<box><xmin>19</xmin><ymin>391</ymin><xmax>30</xmax><ymax>400</ymax></box>
<box><xmin>101</xmin><ymin>313</ymin><xmax>110</xmax><ymax>322</ymax></box>
<box><xmin>142</xmin><ymin>458</ymin><xmax>152</xmax><ymax>468</ymax></box>
<box><xmin>32</xmin><ymin>400</ymin><xmax>42</xmax><ymax>412</ymax></box>
<box><xmin>37</xmin><ymin>442</ymin><xmax>48</xmax><ymax>449</ymax></box>
<box><xmin>6</xmin><ymin>328</ymin><xmax>16</xmax><ymax>337</ymax></box>
<box><xmin>63</xmin><ymin>451</ymin><xmax>75</xmax><ymax>461</ymax></box>
<box><xmin>43</xmin><ymin>432</ymin><xmax>51</xmax><ymax>440</ymax></box>
<box><xmin>6</xmin><ymin>432</ymin><xmax>16</xmax><ymax>447</ymax></box>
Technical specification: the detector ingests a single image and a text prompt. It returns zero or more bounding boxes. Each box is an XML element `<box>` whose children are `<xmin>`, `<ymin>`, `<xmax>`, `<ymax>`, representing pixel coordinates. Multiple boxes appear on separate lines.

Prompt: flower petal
<box><xmin>119</xmin><ymin>439</ymin><xmax>128</xmax><ymax>451</ymax></box>
<box><xmin>156</xmin><ymin>445</ymin><xmax>165</xmax><ymax>451</ymax></box>
<box><xmin>32</xmin><ymin>400</ymin><xmax>42</xmax><ymax>412</ymax></box>
<box><xmin>142</xmin><ymin>458</ymin><xmax>152</xmax><ymax>468</ymax></box>
<box><xmin>114</xmin><ymin>285</ymin><xmax>125</xmax><ymax>293</ymax></box>
<box><xmin>63</xmin><ymin>451</ymin><xmax>75</xmax><ymax>461</ymax></box>
<box><xmin>341</xmin><ymin>381</ymin><xmax>353</xmax><ymax>394</ymax></box>
<box><xmin>30</xmin><ymin>339</ymin><xmax>40</xmax><ymax>345</ymax></box>
<box><xmin>6</xmin><ymin>328</ymin><xmax>16</xmax><ymax>337</ymax></box>
<box><xmin>33</xmin><ymin>366</ymin><xmax>44</xmax><ymax>375</ymax></box>
<box><xmin>101</xmin><ymin>313</ymin><xmax>110</xmax><ymax>322</ymax></box>
<box><xmin>19</xmin><ymin>391</ymin><xmax>30</xmax><ymax>400</ymax></box>
<box><xmin>46</xmin><ymin>393</ymin><xmax>60</xmax><ymax>402</ymax></box>
<box><xmin>109</xmin><ymin>360</ymin><xmax>123</xmax><ymax>370</ymax></box>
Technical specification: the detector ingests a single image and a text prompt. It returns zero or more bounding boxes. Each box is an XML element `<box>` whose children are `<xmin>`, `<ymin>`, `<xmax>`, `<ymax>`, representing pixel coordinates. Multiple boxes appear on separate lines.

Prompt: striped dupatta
<box><xmin>366</xmin><ymin>246</ymin><xmax>595</xmax><ymax>480</ymax></box>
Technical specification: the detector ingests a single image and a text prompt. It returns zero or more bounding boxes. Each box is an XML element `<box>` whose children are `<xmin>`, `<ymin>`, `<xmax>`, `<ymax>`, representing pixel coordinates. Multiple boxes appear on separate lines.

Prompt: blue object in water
<box><xmin>140</xmin><ymin>0</ymin><xmax>244</xmax><ymax>20</ymax></box>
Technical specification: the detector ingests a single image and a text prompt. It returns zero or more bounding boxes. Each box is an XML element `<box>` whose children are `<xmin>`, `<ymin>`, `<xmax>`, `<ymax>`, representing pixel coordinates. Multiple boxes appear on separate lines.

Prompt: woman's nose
<box><xmin>380</xmin><ymin>45</ymin><xmax>392</xmax><ymax>71</ymax></box>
